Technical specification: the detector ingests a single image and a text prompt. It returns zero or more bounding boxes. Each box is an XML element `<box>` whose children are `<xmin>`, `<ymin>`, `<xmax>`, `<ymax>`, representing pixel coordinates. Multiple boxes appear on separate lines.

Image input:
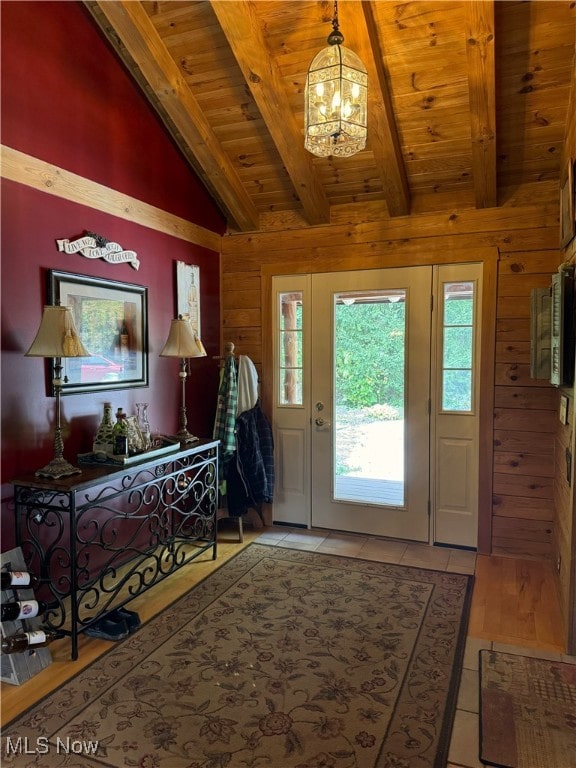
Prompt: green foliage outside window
<box><xmin>335</xmin><ymin>302</ymin><xmax>405</xmax><ymax>414</ymax></box>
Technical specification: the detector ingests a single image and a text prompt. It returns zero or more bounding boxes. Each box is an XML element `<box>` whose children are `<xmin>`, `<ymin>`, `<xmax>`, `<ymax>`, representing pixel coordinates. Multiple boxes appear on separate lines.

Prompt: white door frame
<box><xmin>262</xmin><ymin>247</ymin><xmax>498</xmax><ymax>553</ymax></box>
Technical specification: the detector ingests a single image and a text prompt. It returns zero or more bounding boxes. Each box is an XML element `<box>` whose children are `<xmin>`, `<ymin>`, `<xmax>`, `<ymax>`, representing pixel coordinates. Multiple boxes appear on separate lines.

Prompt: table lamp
<box><xmin>160</xmin><ymin>315</ymin><xmax>206</xmax><ymax>443</ymax></box>
<box><xmin>26</xmin><ymin>305</ymin><xmax>91</xmax><ymax>478</ymax></box>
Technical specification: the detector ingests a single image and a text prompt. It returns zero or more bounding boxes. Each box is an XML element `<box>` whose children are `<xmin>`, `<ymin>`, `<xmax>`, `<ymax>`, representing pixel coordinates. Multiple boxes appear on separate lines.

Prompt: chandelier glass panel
<box><xmin>305</xmin><ymin>1</ymin><xmax>368</xmax><ymax>158</ymax></box>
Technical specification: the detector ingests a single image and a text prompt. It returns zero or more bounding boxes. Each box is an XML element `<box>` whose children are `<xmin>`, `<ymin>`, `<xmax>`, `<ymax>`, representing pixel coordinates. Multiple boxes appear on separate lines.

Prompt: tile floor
<box><xmin>248</xmin><ymin>525</ymin><xmax>576</xmax><ymax>768</ymax></box>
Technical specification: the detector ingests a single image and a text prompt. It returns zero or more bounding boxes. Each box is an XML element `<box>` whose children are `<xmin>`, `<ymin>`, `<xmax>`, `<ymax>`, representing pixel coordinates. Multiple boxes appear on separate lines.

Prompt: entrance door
<box><xmin>310</xmin><ymin>268</ymin><xmax>432</xmax><ymax>540</ymax></box>
<box><xmin>271</xmin><ymin>264</ymin><xmax>482</xmax><ymax>547</ymax></box>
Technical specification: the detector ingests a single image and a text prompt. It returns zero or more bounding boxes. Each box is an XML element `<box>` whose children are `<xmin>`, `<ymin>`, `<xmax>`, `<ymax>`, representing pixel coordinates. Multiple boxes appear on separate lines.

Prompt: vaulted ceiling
<box><xmin>85</xmin><ymin>0</ymin><xmax>575</xmax><ymax>234</ymax></box>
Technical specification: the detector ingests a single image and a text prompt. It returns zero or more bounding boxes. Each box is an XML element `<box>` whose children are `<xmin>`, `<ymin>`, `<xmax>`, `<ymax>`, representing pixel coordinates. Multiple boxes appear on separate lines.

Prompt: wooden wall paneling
<box><xmin>492</xmin><ymin>534</ymin><xmax>555</xmax><ymax>560</ymax></box>
<box><xmin>492</xmin><ymin>494</ymin><xmax>555</xmax><ymax>521</ymax></box>
<box><xmin>496</xmin><ymin>319</ymin><xmax>530</xmax><ymax>342</ymax></box>
<box><xmin>494</xmin><ymin>386</ymin><xmax>557</xmax><ymax>410</ymax></box>
<box><xmin>222</xmin><ymin>206</ymin><xmax>561</xmax><ymax>558</ymax></box>
<box><xmin>492</xmin><ymin>516</ymin><xmax>553</xmax><ymax>545</ymax></box>
<box><xmin>495</xmin><ymin>341</ymin><xmax>531</xmax><ymax>364</ymax></box>
<box><xmin>221</xmin><ymin>228</ymin><xmax>559</xmax><ymax>272</ymax></box>
<box><xmin>493</xmin><ymin>408</ymin><xmax>557</xmax><ymax>433</ymax></box>
<box><xmin>478</xmin><ymin>245</ymin><xmax>498</xmax><ymax>553</ymax></box>
<box><xmin>493</xmin><ymin>242</ymin><xmax>558</xmax><ymax>559</ymax></box>
<box><xmin>494</xmin><ymin>451</ymin><xmax>555</xmax><ymax>478</ymax></box>
<box><xmin>498</xmin><ymin>251</ymin><xmax>563</xmax><ymax>275</ymax></box>
<box><xmin>493</xmin><ymin>472</ymin><xmax>554</xmax><ymax>500</ymax></box>
<box><xmin>497</xmin><ymin>273</ymin><xmax>552</xmax><ymax>295</ymax></box>
<box><xmin>554</xmin><ymin>395</ymin><xmax>573</xmax><ymax>635</ymax></box>
<box><xmin>494</xmin><ymin>428</ymin><xmax>555</xmax><ymax>454</ymax></box>
<box><xmin>222</xmin><ymin>308</ymin><xmax>261</xmax><ymax>329</ymax></box>
<box><xmin>494</xmin><ymin>363</ymin><xmax>549</xmax><ymax>387</ymax></box>
<box><xmin>221</xmin><ymin>272</ymin><xmax>261</xmax><ymax>292</ymax></box>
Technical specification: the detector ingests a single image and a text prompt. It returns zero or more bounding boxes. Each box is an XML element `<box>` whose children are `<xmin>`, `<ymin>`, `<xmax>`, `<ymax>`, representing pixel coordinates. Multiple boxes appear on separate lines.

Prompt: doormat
<box><xmin>479</xmin><ymin>649</ymin><xmax>576</xmax><ymax>768</ymax></box>
<box><xmin>3</xmin><ymin>544</ymin><xmax>473</xmax><ymax>767</ymax></box>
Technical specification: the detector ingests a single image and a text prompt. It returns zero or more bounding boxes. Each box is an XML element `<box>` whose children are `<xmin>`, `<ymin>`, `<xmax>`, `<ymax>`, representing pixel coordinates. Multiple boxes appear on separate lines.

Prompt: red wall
<box><xmin>1</xmin><ymin>2</ymin><xmax>226</xmax><ymax>549</ymax></box>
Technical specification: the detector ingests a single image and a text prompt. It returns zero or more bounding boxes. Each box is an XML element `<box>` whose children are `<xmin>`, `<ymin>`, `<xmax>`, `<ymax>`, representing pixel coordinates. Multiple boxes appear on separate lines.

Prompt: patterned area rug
<box><xmin>3</xmin><ymin>544</ymin><xmax>473</xmax><ymax>768</ymax></box>
<box><xmin>479</xmin><ymin>650</ymin><xmax>576</xmax><ymax>768</ymax></box>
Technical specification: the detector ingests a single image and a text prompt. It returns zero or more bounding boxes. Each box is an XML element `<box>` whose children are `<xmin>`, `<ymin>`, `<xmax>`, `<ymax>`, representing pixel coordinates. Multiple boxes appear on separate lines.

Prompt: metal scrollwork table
<box><xmin>12</xmin><ymin>439</ymin><xmax>218</xmax><ymax>659</ymax></box>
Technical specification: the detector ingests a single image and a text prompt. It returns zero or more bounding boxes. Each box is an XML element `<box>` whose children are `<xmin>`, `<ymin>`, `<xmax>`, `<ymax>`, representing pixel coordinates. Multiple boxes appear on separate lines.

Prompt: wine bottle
<box><xmin>112</xmin><ymin>408</ymin><xmax>128</xmax><ymax>456</ymax></box>
<box><xmin>1</xmin><ymin>599</ymin><xmax>48</xmax><ymax>622</ymax></box>
<box><xmin>1</xmin><ymin>628</ymin><xmax>65</xmax><ymax>654</ymax></box>
<box><xmin>0</xmin><ymin>570</ymin><xmax>39</xmax><ymax>590</ymax></box>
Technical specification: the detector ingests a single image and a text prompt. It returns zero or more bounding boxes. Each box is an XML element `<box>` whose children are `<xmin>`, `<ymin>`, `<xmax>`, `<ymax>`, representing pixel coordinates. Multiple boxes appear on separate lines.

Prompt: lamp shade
<box><xmin>160</xmin><ymin>317</ymin><xmax>207</xmax><ymax>358</ymax></box>
<box><xmin>26</xmin><ymin>305</ymin><xmax>90</xmax><ymax>358</ymax></box>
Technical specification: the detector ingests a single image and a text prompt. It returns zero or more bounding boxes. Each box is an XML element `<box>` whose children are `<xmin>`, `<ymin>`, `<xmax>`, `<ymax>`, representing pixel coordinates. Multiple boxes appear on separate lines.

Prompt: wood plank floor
<box><xmin>0</xmin><ymin>525</ymin><xmax>567</xmax><ymax>726</ymax></box>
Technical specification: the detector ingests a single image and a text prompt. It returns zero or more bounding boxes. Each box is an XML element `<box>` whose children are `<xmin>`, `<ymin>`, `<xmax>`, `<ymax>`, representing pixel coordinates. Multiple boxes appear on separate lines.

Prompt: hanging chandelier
<box><xmin>305</xmin><ymin>0</ymin><xmax>368</xmax><ymax>158</ymax></box>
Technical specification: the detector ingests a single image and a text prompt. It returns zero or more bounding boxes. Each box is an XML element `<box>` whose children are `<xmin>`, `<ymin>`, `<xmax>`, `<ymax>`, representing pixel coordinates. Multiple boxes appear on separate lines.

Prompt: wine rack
<box><xmin>0</xmin><ymin>547</ymin><xmax>53</xmax><ymax>684</ymax></box>
<box><xmin>12</xmin><ymin>439</ymin><xmax>218</xmax><ymax>659</ymax></box>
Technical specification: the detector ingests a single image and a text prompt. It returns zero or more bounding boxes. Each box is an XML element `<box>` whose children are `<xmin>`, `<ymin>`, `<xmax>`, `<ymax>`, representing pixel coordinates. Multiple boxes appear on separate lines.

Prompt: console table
<box><xmin>12</xmin><ymin>439</ymin><xmax>218</xmax><ymax>659</ymax></box>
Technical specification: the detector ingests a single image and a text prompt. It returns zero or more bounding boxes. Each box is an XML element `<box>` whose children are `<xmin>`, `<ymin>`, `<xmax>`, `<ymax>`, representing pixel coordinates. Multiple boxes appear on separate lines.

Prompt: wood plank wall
<box><xmin>221</xmin><ymin>200</ymin><xmax>561</xmax><ymax>560</ymax></box>
<box><xmin>494</xmin><ymin>251</ymin><xmax>557</xmax><ymax>558</ymax></box>
<box><xmin>556</xmin><ymin>71</ymin><xmax>576</xmax><ymax>650</ymax></box>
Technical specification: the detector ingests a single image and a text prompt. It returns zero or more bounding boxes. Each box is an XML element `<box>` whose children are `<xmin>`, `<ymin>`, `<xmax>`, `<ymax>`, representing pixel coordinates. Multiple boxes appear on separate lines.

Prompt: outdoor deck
<box><xmin>334</xmin><ymin>475</ymin><xmax>404</xmax><ymax>506</ymax></box>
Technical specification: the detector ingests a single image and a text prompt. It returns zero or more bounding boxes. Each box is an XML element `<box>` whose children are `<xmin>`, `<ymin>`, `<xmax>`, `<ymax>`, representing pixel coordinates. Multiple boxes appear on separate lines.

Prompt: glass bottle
<box><xmin>0</xmin><ymin>570</ymin><xmax>40</xmax><ymax>590</ymax></box>
<box><xmin>93</xmin><ymin>402</ymin><xmax>115</xmax><ymax>455</ymax></box>
<box><xmin>136</xmin><ymin>403</ymin><xmax>151</xmax><ymax>451</ymax></box>
<box><xmin>1</xmin><ymin>628</ymin><xmax>65</xmax><ymax>654</ymax></box>
<box><xmin>112</xmin><ymin>408</ymin><xmax>128</xmax><ymax>456</ymax></box>
<box><xmin>1</xmin><ymin>599</ymin><xmax>48</xmax><ymax>622</ymax></box>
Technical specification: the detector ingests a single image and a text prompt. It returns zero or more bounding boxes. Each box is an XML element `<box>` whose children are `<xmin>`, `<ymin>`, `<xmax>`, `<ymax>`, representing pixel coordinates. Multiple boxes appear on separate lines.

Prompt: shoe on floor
<box><xmin>108</xmin><ymin>607</ymin><xmax>141</xmax><ymax>633</ymax></box>
<box><xmin>85</xmin><ymin>616</ymin><xmax>129</xmax><ymax>641</ymax></box>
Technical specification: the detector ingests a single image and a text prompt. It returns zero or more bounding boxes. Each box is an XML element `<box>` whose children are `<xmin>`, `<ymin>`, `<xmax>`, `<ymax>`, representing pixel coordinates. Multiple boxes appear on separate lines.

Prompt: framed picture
<box><xmin>49</xmin><ymin>270</ymin><xmax>148</xmax><ymax>395</ymax></box>
<box><xmin>560</xmin><ymin>159</ymin><xmax>575</xmax><ymax>249</ymax></box>
<box><xmin>176</xmin><ymin>262</ymin><xmax>201</xmax><ymax>337</ymax></box>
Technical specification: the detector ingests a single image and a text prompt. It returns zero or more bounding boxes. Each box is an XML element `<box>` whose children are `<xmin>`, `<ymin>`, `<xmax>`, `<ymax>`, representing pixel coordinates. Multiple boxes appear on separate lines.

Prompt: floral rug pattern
<box><xmin>480</xmin><ymin>650</ymin><xmax>576</xmax><ymax>768</ymax></box>
<box><xmin>3</xmin><ymin>544</ymin><xmax>472</xmax><ymax>768</ymax></box>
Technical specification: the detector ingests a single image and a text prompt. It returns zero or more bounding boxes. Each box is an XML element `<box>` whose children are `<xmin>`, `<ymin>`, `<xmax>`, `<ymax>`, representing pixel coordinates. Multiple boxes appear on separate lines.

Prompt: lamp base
<box><xmin>176</xmin><ymin>429</ymin><xmax>200</xmax><ymax>444</ymax></box>
<box><xmin>35</xmin><ymin>457</ymin><xmax>82</xmax><ymax>480</ymax></box>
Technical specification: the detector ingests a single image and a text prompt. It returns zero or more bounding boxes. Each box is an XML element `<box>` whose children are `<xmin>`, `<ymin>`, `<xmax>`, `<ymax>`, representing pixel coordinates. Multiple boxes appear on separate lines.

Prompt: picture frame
<box><xmin>176</xmin><ymin>261</ymin><xmax>201</xmax><ymax>337</ymax></box>
<box><xmin>560</xmin><ymin>159</ymin><xmax>575</xmax><ymax>249</ymax></box>
<box><xmin>49</xmin><ymin>270</ymin><xmax>148</xmax><ymax>395</ymax></box>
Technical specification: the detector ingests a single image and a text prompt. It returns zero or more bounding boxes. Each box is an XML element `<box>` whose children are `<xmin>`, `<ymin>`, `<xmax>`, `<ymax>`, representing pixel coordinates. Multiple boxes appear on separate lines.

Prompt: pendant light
<box><xmin>305</xmin><ymin>0</ymin><xmax>368</xmax><ymax>158</ymax></box>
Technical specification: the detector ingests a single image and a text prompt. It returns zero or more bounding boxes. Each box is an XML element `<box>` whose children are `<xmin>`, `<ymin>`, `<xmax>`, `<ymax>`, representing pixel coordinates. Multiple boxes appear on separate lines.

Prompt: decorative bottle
<box><xmin>0</xmin><ymin>570</ymin><xmax>40</xmax><ymax>590</ymax></box>
<box><xmin>112</xmin><ymin>408</ymin><xmax>128</xmax><ymax>456</ymax></box>
<box><xmin>1</xmin><ymin>599</ymin><xmax>48</xmax><ymax>622</ymax></box>
<box><xmin>136</xmin><ymin>403</ymin><xmax>151</xmax><ymax>451</ymax></box>
<box><xmin>1</xmin><ymin>628</ymin><xmax>65</xmax><ymax>654</ymax></box>
<box><xmin>93</xmin><ymin>402</ymin><xmax>115</xmax><ymax>455</ymax></box>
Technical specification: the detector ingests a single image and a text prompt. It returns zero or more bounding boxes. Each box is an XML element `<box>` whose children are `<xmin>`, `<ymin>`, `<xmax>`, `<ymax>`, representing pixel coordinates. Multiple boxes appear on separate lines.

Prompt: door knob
<box><xmin>315</xmin><ymin>417</ymin><xmax>330</xmax><ymax>427</ymax></box>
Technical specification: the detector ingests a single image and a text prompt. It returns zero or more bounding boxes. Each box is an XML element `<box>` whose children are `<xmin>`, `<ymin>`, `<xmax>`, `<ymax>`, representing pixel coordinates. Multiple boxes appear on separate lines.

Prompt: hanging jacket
<box><xmin>213</xmin><ymin>354</ymin><xmax>238</xmax><ymax>461</ymax></box>
<box><xmin>237</xmin><ymin>354</ymin><xmax>259</xmax><ymax>416</ymax></box>
<box><xmin>226</xmin><ymin>403</ymin><xmax>274</xmax><ymax>517</ymax></box>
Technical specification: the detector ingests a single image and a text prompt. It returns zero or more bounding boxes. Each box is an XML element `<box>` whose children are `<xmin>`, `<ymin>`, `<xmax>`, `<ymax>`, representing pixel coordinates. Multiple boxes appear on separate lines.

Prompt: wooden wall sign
<box><xmin>56</xmin><ymin>232</ymin><xmax>140</xmax><ymax>270</ymax></box>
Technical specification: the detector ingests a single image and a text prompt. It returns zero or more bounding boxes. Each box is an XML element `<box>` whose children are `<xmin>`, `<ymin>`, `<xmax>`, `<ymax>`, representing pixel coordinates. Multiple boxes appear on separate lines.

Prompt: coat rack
<box><xmin>213</xmin><ymin>341</ymin><xmax>236</xmax><ymax>367</ymax></box>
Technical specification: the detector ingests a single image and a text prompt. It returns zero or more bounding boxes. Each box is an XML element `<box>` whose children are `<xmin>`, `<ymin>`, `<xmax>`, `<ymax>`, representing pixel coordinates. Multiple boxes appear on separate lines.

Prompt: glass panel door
<box><xmin>311</xmin><ymin>267</ymin><xmax>432</xmax><ymax>541</ymax></box>
<box><xmin>334</xmin><ymin>289</ymin><xmax>406</xmax><ymax>506</ymax></box>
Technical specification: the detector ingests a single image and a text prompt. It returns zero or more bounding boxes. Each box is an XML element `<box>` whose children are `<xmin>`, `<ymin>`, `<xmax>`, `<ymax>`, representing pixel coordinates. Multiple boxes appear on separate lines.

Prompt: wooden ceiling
<box><xmin>85</xmin><ymin>1</ymin><xmax>575</xmax><ymax>234</ymax></box>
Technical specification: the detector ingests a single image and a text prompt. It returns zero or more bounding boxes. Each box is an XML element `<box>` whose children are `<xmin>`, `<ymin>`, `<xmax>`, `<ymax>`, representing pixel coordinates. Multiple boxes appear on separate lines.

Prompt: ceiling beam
<box><xmin>86</xmin><ymin>1</ymin><xmax>260</xmax><ymax>232</ymax></box>
<box><xmin>343</xmin><ymin>2</ymin><xmax>410</xmax><ymax>218</ymax></box>
<box><xmin>210</xmin><ymin>0</ymin><xmax>330</xmax><ymax>226</ymax></box>
<box><xmin>465</xmin><ymin>0</ymin><xmax>497</xmax><ymax>209</ymax></box>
